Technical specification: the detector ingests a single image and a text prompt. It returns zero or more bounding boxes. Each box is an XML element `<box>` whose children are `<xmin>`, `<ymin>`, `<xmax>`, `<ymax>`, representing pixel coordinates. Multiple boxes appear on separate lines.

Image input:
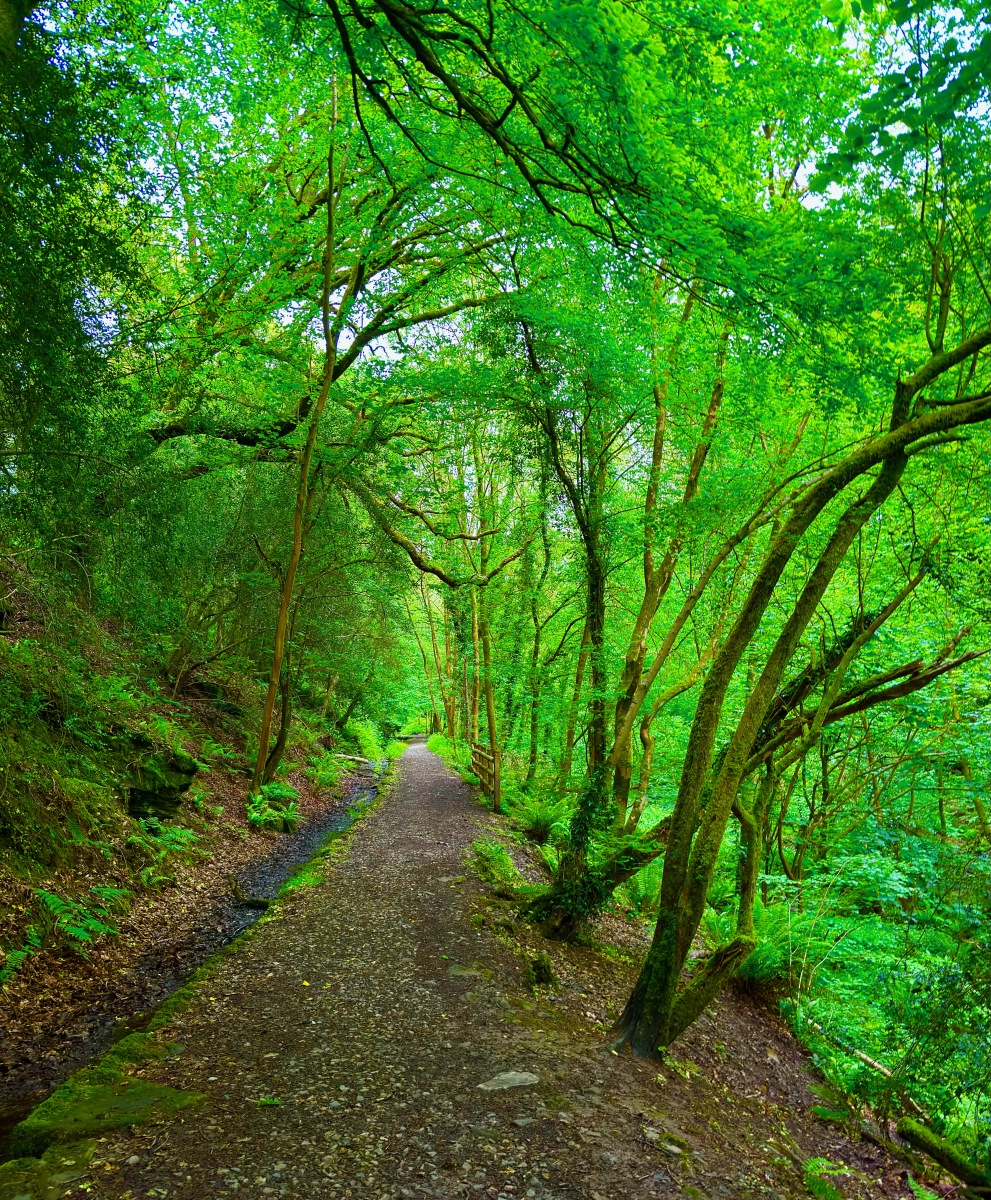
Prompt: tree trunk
<box><xmin>262</xmin><ymin>657</ymin><xmax>293</xmax><ymax>785</ymax></box>
<box><xmin>470</xmin><ymin>585</ymin><xmax>481</xmax><ymax>743</ymax></box>
<box><xmin>252</xmin><ymin>136</ymin><xmax>347</xmax><ymax>793</ymax></box>
<box><xmin>611</xmin><ymin>313</ymin><xmax>727</xmax><ymax>827</ymax></box>
<box><xmin>319</xmin><ymin>673</ymin><xmax>339</xmax><ymax>722</ymax></box>
<box><xmin>558</xmin><ymin>620</ymin><xmax>590</xmax><ymax>780</ymax></box>
<box><xmin>615</xmin><ymin>437</ymin><xmax>910</xmax><ymax>1051</ymax></box>
<box><xmin>424</xmin><ymin>583</ymin><xmax>455</xmax><ymax>738</ymax></box>
<box><xmin>479</xmin><ymin>590</ymin><xmax>502</xmax><ymax>813</ymax></box>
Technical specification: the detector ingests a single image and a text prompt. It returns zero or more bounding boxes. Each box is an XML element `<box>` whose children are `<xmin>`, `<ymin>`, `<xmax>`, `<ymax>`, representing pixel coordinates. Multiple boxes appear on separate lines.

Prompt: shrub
<box><xmin>247</xmin><ymin>782</ymin><xmax>300</xmax><ymax>833</ymax></box>
<box><xmin>307</xmin><ymin>752</ymin><xmax>342</xmax><ymax>792</ymax></box>
<box><xmin>426</xmin><ymin>732</ymin><xmax>453</xmax><ymax>756</ymax></box>
<box><xmin>506</xmin><ymin>793</ymin><xmax>571</xmax><ymax>845</ymax></box>
<box><xmin>701</xmin><ymin>898</ymin><xmax>835</xmax><ymax>987</ymax></box>
<box><xmin>426</xmin><ymin>733</ymin><xmax>474</xmax><ymax>780</ymax></box>
<box><xmin>344</xmin><ymin>720</ymin><xmax>385</xmax><ymax>762</ymax></box>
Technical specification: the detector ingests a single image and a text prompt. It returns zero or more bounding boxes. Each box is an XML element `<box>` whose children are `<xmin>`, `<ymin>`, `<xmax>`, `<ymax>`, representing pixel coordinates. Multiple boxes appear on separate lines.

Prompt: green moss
<box><xmin>8</xmin><ymin>1033</ymin><xmax>201</xmax><ymax>1159</ymax></box>
<box><xmin>0</xmin><ymin>1140</ymin><xmax>97</xmax><ymax>1200</ymax></box>
<box><xmin>896</xmin><ymin>1118</ymin><xmax>991</xmax><ymax>1188</ymax></box>
<box><xmin>10</xmin><ymin>1078</ymin><xmax>201</xmax><ymax>1159</ymax></box>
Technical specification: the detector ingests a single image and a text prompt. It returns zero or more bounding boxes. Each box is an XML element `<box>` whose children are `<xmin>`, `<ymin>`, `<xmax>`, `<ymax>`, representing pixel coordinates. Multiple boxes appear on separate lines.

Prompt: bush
<box><xmin>506</xmin><ymin>793</ymin><xmax>571</xmax><ymax>845</ymax></box>
<box><xmin>426</xmin><ymin>732</ymin><xmax>453</xmax><ymax>756</ymax></box>
<box><xmin>247</xmin><ymin>782</ymin><xmax>300</xmax><ymax>833</ymax></box>
<box><xmin>701</xmin><ymin>898</ymin><xmax>834</xmax><ymax>987</ymax></box>
<box><xmin>426</xmin><ymin>733</ymin><xmax>473</xmax><ymax>780</ymax></box>
<box><xmin>344</xmin><ymin>720</ymin><xmax>385</xmax><ymax>762</ymax></box>
<box><xmin>307</xmin><ymin>752</ymin><xmax>342</xmax><ymax>792</ymax></box>
<box><xmin>617</xmin><ymin>857</ymin><xmax>665</xmax><ymax>917</ymax></box>
<box><xmin>385</xmin><ymin>740</ymin><xmax>406</xmax><ymax>760</ymax></box>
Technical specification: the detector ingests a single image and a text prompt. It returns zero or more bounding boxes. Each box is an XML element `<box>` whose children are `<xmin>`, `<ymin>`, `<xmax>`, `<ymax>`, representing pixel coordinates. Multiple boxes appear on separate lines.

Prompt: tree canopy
<box><xmin>2</xmin><ymin>0</ymin><xmax>991</xmax><ymax>1175</ymax></box>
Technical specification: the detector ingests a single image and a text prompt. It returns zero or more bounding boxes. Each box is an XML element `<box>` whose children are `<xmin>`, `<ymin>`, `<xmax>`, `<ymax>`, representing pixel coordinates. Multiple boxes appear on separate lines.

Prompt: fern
<box><xmin>307</xmin><ymin>753</ymin><xmax>342</xmax><ymax>791</ymax></box>
<box><xmin>139</xmin><ymin>865</ymin><xmax>174</xmax><ymax>889</ymax></box>
<box><xmin>0</xmin><ymin>925</ymin><xmax>43</xmax><ymax>985</ymax></box>
<box><xmin>35</xmin><ymin>889</ymin><xmax>119</xmax><ymax>953</ymax></box>
<box><xmin>907</xmin><ymin>1178</ymin><xmax>941</xmax><ymax>1200</ymax></box>
<box><xmin>248</xmin><ymin>787</ymin><xmax>300</xmax><ymax>832</ymax></box>
<box><xmin>260</xmin><ymin>781</ymin><xmax>299</xmax><ymax>803</ymax></box>
<box><xmin>129</xmin><ymin>818</ymin><xmax>199</xmax><ymax>865</ymax></box>
<box><xmin>506</xmin><ymin>794</ymin><xmax>572</xmax><ymax>845</ymax></box>
<box><xmin>803</xmin><ymin>1157</ymin><xmax>846</xmax><ymax>1200</ymax></box>
<box><xmin>91</xmin><ymin>885</ymin><xmax>132</xmax><ymax>913</ymax></box>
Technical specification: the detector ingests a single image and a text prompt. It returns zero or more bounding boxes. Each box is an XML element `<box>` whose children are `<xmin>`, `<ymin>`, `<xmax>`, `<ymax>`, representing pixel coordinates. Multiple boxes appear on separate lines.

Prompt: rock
<box><xmin>477</xmin><ymin>1072</ymin><xmax>539</xmax><ymax>1091</ymax></box>
<box><xmin>127</xmin><ymin>748</ymin><xmax>199</xmax><ymax>820</ymax></box>
<box><xmin>525</xmin><ymin>953</ymin><xmax>557</xmax><ymax>989</ymax></box>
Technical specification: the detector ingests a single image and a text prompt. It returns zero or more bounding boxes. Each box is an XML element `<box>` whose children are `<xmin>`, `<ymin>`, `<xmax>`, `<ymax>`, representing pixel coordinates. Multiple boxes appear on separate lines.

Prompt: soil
<box><xmin>0</xmin><ymin>760</ymin><xmax>382</xmax><ymax>1156</ymax></box>
<box><xmin>62</xmin><ymin>740</ymin><xmax>919</xmax><ymax>1200</ymax></box>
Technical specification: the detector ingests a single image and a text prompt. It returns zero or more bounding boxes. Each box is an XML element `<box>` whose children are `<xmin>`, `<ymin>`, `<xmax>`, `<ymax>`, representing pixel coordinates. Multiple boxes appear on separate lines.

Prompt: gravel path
<box><xmin>84</xmin><ymin>741</ymin><xmax>915</xmax><ymax>1200</ymax></box>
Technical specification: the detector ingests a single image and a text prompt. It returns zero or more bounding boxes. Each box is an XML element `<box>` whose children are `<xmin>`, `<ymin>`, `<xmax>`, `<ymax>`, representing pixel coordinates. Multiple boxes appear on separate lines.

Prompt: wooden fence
<box><xmin>470</xmin><ymin>741</ymin><xmax>501</xmax><ymax>810</ymax></box>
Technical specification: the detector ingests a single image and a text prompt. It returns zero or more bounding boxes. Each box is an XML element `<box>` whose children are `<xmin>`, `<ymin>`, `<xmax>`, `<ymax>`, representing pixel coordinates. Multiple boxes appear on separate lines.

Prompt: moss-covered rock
<box><xmin>0</xmin><ymin>1140</ymin><xmax>96</xmax><ymax>1200</ymax></box>
<box><xmin>126</xmin><ymin>749</ymin><xmax>198</xmax><ymax>820</ymax></box>
<box><xmin>8</xmin><ymin>1034</ymin><xmax>202</xmax><ymax>1159</ymax></box>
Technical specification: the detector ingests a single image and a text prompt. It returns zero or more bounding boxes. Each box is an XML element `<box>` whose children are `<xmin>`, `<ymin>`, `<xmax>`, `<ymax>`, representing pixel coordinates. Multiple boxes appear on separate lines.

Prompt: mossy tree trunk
<box><xmin>614</xmin><ymin>333</ymin><xmax>991</xmax><ymax>1050</ymax></box>
<box><xmin>252</xmin><ymin>128</ymin><xmax>358</xmax><ymax>792</ymax></box>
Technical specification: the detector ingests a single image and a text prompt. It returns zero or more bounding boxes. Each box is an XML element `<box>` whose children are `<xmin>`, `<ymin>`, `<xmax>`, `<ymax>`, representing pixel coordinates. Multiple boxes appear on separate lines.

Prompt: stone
<box><xmin>477</xmin><ymin>1072</ymin><xmax>539</xmax><ymax>1091</ymax></box>
<box><xmin>126</xmin><ymin>748</ymin><xmax>199</xmax><ymax>820</ymax></box>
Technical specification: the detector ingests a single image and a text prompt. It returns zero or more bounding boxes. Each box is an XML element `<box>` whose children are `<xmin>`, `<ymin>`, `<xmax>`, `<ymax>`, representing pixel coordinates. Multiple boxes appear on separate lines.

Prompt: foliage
<box><xmin>803</xmin><ymin>1158</ymin><xmax>847</xmax><ymax>1200</ymax></box>
<box><xmin>343</xmin><ymin>721</ymin><xmax>388</xmax><ymax>764</ymax></box>
<box><xmin>34</xmin><ymin>889</ymin><xmax>120</xmax><ymax>953</ymax></box>
<box><xmin>470</xmin><ymin>839</ymin><xmax>524</xmax><ymax>900</ymax></box>
<box><xmin>426</xmin><ymin>734</ymin><xmax>475</xmax><ymax>782</ymax></box>
<box><xmin>0</xmin><ymin>925</ymin><xmax>43</xmax><ymax>986</ymax></box>
<box><xmin>307</xmin><ymin>753</ymin><xmax>343</xmax><ymax>793</ymax></box>
<box><xmin>617</xmin><ymin>859</ymin><xmax>665</xmax><ymax>919</ymax></box>
<box><xmin>247</xmin><ymin>783</ymin><xmax>301</xmax><ymax>833</ymax></box>
<box><xmin>505</xmin><ymin>792</ymin><xmax>572</xmax><ymax>846</ymax></box>
<box><xmin>2</xmin><ymin>0</ymin><xmax>991</xmax><ymax>1162</ymax></box>
<box><xmin>907</xmin><ymin>1178</ymin><xmax>940</xmax><ymax>1200</ymax></box>
<box><xmin>426</xmin><ymin>734</ymin><xmax>454</xmax><ymax>757</ymax></box>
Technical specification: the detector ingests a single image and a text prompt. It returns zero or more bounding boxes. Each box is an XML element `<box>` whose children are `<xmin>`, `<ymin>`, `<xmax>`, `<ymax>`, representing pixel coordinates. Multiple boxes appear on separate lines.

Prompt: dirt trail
<box><xmin>0</xmin><ymin>766</ymin><xmax>381</xmax><ymax>1153</ymax></box>
<box><xmin>80</xmin><ymin>741</ymin><xmax>913</xmax><ymax>1200</ymax></box>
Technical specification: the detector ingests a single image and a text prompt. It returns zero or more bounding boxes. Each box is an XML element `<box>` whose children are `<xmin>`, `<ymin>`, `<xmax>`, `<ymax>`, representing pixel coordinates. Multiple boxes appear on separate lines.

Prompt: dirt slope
<box><xmin>74</xmin><ymin>741</ymin><xmax>913</xmax><ymax>1200</ymax></box>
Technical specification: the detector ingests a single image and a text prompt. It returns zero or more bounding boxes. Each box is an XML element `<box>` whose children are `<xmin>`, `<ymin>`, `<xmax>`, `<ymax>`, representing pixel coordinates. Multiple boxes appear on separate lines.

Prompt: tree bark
<box><xmin>252</xmin><ymin>132</ymin><xmax>352</xmax><ymax>792</ymax></box>
<box><xmin>558</xmin><ymin>619</ymin><xmax>590</xmax><ymax>780</ymax></box>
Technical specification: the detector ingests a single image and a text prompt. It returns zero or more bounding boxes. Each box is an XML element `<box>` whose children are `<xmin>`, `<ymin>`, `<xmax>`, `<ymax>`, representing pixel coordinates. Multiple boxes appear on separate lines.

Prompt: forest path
<box><xmin>85</xmin><ymin>742</ymin><xmax>911</xmax><ymax>1200</ymax></box>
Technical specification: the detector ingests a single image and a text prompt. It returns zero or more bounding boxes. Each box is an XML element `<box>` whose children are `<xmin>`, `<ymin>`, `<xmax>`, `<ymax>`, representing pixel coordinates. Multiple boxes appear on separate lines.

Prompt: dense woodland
<box><xmin>2</xmin><ymin>0</ymin><xmax>991</xmax><ymax>1180</ymax></box>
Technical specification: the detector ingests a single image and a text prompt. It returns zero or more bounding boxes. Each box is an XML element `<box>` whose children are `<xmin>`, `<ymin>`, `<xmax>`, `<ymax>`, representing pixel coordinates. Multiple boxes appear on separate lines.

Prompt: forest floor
<box><xmin>0</xmin><ymin>757</ymin><xmax>381</xmax><ymax>1148</ymax></box>
<box><xmin>44</xmin><ymin>739</ymin><xmax>923</xmax><ymax>1200</ymax></box>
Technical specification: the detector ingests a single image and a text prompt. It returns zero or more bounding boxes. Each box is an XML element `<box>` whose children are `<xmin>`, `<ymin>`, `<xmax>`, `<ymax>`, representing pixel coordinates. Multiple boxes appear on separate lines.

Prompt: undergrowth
<box><xmin>247</xmin><ymin>782</ymin><xmax>301</xmax><ymax>832</ymax></box>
